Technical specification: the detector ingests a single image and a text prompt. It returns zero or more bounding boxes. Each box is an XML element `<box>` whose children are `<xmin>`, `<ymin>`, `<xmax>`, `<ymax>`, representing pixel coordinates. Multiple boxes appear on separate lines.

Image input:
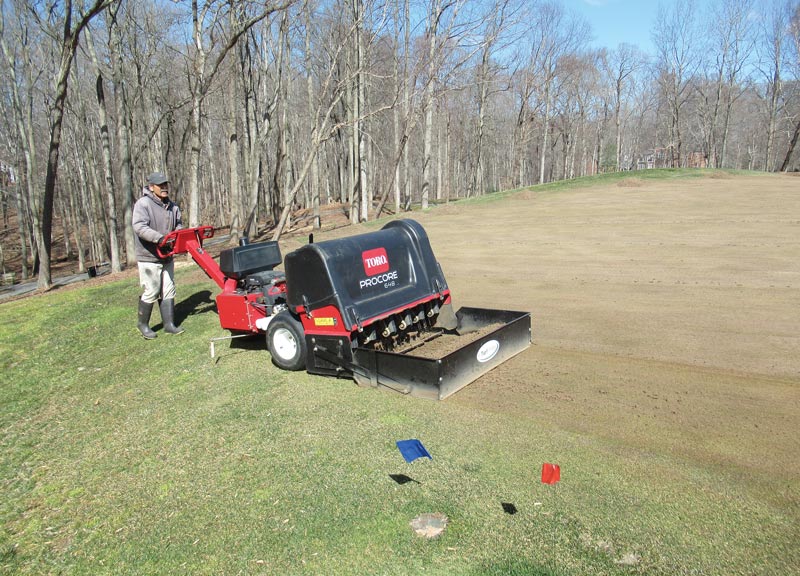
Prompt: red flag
<box><xmin>541</xmin><ymin>463</ymin><xmax>560</xmax><ymax>485</ymax></box>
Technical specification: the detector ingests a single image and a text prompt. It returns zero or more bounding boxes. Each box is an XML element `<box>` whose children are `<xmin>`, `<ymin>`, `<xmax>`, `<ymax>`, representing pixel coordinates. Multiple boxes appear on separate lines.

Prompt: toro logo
<box><xmin>362</xmin><ymin>247</ymin><xmax>389</xmax><ymax>276</ymax></box>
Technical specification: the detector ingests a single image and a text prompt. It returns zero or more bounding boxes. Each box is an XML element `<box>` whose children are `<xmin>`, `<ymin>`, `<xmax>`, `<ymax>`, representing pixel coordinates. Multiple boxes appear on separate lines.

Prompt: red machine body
<box><xmin>159</xmin><ymin>221</ymin><xmax>531</xmax><ymax>400</ymax></box>
<box><xmin>158</xmin><ymin>226</ymin><xmax>286</xmax><ymax>333</ymax></box>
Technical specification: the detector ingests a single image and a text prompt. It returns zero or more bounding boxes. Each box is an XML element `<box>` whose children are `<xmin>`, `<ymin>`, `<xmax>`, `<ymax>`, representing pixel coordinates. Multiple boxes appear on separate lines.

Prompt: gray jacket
<box><xmin>132</xmin><ymin>188</ymin><xmax>183</xmax><ymax>263</ymax></box>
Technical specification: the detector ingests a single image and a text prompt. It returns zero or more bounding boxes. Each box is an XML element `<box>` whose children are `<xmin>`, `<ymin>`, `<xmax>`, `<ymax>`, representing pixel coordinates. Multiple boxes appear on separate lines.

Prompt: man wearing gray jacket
<box><xmin>132</xmin><ymin>172</ymin><xmax>184</xmax><ymax>339</ymax></box>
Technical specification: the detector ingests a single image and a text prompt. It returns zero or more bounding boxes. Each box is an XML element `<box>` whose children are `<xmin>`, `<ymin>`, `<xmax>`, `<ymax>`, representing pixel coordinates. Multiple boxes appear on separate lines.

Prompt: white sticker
<box><xmin>476</xmin><ymin>340</ymin><xmax>500</xmax><ymax>363</ymax></box>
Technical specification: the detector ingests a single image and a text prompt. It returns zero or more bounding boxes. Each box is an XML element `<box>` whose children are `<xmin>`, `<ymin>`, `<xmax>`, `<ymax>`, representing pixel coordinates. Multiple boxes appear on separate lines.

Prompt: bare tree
<box><xmin>0</xmin><ymin>0</ymin><xmax>41</xmax><ymax>281</ymax></box>
<box><xmin>186</xmin><ymin>0</ymin><xmax>293</xmax><ymax>227</ymax></box>
<box><xmin>716</xmin><ymin>0</ymin><xmax>755</xmax><ymax>167</ymax></box>
<box><xmin>521</xmin><ymin>1</ymin><xmax>589</xmax><ymax>184</ymax></box>
<box><xmin>85</xmin><ymin>28</ymin><xmax>122</xmax><ymax>272</ymax></box>
<box><xmin>420</xmin><ymin>0</ymin><xmax>445</xmax><ymax>210</ymax></box>
<box><xmin>652</xmin><ymin>0</ymin><xmax>701</xmax><ymax>168</ymax></box>
<box><xmin>699</xmin><ymin>0</ymin><xmax>755</xmax><ymax>168</ymax></box>
<box><xmin>602</xmin><ymin>43</ymin><xmax>645</xmax><ymax>171</ymax></box>
<box><xmin>779</xmin><ymin>1</ymin><xmax>800</xmax><ymax>171</ymax></box>
<box><xmin>4</xmin><ymin>0</ymin><xmax>800</xmax><ymax>287</ymax></box>
<box><xmin>756</xmin><ymin>0</ymin><xmax>792</xmax><ymax>171</ymax></box>
<box><xmin>28</xmin><ymin>0</ymin><xmax>116</xmax><ymax>289</ymax></box>
<box><xmin>469</xmin><ymin>0</ymin><xmax>518</xmax><ymax>196</ymax></box>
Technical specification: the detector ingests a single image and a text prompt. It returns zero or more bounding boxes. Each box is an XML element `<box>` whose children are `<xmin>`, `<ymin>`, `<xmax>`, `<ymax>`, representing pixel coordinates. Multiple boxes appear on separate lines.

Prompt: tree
<box><xmin>520</xmin><ymin>1</ymin><xmax>589</xmax><ymax>184</ymax></box>
<box><xmin>779</xmin><ymin>1</ymin><xmax>800</xmax><ymax>171</ymax></box>
<box><xmin>31</xmin><ymin>0</ymin><xmax>117</xmax><ymax>289</ymax></box>
<box><xmin>756</xmin><ymin>0</ymin><xmax>791</xmax><ymax>171</ymax></box>
<box><xmin>0</xmin><ymin>0</ymin><xmax>41</xmax><ymax>281</ymax></box>
<box><xmin>469</xmin><ymin>0</ymin><xmax>518</xmax><ymax>196</ymax></box>
<box><xmin>186</xmin><ymin>0</ymin><xmax>294</xmax><ymax>227</ymax></box>
<box><xmin>603</xmin><ymin>43</ymin><xmax>645</xmax><ymax>171</ymax></box>
<box><xmin>652</xmin><ymin>0</ymin><xmax>701</xmax><ymax>168</ymax></box>
<box><xmin>85</xmin><ymin>27</ymin><xmax>122</xmax><ymax>273</ymax></box>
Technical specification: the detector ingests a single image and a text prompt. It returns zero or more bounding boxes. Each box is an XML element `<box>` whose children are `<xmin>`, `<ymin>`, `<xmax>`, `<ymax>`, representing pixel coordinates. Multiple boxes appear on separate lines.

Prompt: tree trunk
<box><xmin>402</xmin><ymin>0</ymin><xmax>411</xmax><ymax>211</ymax></box>
<box><xmin>66</xmin><ymin>179</ymin><xmax>85</xmax><ymax>272</ymax></box>
<box><xmin>305</xmin><ymin>1</ymin><xmax>321</xmax><ymax>228</ymax></box>
<box><xmin>36</xmin><ymin>0</ymin><xmax>113</xmax><ymax>288</ymax></box>
<box><xmin>188</xmin><ymin>0</ymin><xmax>205</xmax><ymax>232</ymax></box>
<box><xmin>765</xmin><ymin>71</ymin><xmax>779</xmax><ymax>171</ymax></box>
<box><xmin>107</xmin><ymin>4</ymin><xmax>136</xmax><ymax>268</ymax></box>
<box><xmin>227</xmin><ymin>78</ymin><xmax>242</xmax><ymax>243</ymax></box>
<box><xmin>472</xmin><ymin>41</ymin><xmax>491</xmax><ymax>196</ymax></box>
<box><xmin>0</xmin><ymin>16</ymin><xmax>34</xmax><ymax>279</ymax></box>
<box><xmin>421</xmin><ymin>0</ymin><xmax>440</xmax><ymax>210</ymax></box>
<box><xmin>436</xmin><ymin>111</ymin><xmax>443</xmax><ymax>201</ymax></box>
<box><xmin>779</xmin><ymin>118</ymin><xmax>800</xmax><ymax>172</ymax></box>
<box><xmin>13</xmin><ymin>174</ymin><xmax>29</xmax><ymax>280</ymax></box>
<box><xmin>539</xmin><ymin>69</ymin><xmax>552</xmax><ymax>185</ymax></box>
<box><xmin>86</xmin><ymin>30</ymin><xmax>121</xmax><ymax>272</ymax></box>
<box><xmin>615</xmin><ymin>95</ymin><xmax>622</xmax><ymax>171</ymax></box>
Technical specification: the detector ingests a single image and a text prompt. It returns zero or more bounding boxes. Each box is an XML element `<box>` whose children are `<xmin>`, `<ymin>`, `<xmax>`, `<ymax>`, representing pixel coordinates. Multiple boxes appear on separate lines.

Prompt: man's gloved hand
<box><xmin>156</xmin><ymin>234</ymin><xmax>175</xmax><ymax>258</ymax></box>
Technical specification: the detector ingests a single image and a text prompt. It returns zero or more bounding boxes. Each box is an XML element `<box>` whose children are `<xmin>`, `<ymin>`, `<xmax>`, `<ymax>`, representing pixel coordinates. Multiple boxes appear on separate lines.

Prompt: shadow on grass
<box><xmin>176</xmin><ymin>290</ymin><xmax>216</xmax><ymax>322</ymax></box>
<box><xmin>228</xmin><ymin>334</ymin><xmax>266</xmax><ymax>350</ymax></box>
<box><xmin>389</xmin><ymin>474</ymin><xmax>420</xmax><ymax>485</ymax></box>
<box><xmin>501</xmin><ymin>502</ymin><xmax>518</xmax><ymax>515</ymax></box>
<box><xmin>151</xmin><ymin>290</ymin><xmax>216</xmax><ymax>331</ymax></box>
<box><xmin>210</xmin><ymin>332</ymin><xmax>267</xmax><ymax>364</ymax></box>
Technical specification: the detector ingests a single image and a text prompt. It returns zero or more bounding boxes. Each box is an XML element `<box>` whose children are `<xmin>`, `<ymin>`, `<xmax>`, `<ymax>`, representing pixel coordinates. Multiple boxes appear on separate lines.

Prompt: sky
<box><xmin>560</xmin><ymin>0</ymin><xmax>682</xmax><ymax>55</ymax></box>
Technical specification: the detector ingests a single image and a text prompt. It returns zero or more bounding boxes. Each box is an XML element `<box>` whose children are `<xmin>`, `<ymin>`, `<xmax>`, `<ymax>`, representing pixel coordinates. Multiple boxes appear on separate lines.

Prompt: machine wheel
<box><xmin>267</xmin><ymin>312</ymin><xmax>307</xmax><ymax>371</ymax></box>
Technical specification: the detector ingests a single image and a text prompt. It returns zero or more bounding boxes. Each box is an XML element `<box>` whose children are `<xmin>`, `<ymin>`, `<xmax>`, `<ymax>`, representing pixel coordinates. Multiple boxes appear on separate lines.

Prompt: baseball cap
<box><xmin>147</xmin><ymin>172</ymin><xmax>169</xmax><ymax>186</ymax></box>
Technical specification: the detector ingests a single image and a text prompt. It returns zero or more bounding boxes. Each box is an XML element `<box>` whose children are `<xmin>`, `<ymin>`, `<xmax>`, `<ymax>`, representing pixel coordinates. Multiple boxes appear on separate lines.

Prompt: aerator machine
<box><xmin>158</xmin><ymin>219</ymin><xmax>530</xmax><ymax>400</ymax></box>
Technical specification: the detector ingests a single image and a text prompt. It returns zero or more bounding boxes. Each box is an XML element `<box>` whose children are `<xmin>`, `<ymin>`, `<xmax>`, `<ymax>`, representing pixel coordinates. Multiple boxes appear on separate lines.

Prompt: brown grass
<box><xmin>616</xmin><ymin>177</ymin><xmax>644</xmax><ymax>187</ymax></box>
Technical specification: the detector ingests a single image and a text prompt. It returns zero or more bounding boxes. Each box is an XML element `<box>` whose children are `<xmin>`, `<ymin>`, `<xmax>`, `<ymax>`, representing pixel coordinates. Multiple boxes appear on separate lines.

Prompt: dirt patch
<box><xmin>395</xmin><ymin>172</ymin><xmax>800</xmax><ymax>504</ymax></box>
<box><xmin>707</xmin><ymin>170</ymin><xmax>733</xmax><ymax>179</ymax></box>
<box><xmin>394</xmin><ymin>323</ymin><xmax>503</xmax><ymax>358</ymax></box>
<box><xmin>616</xmin><ymin>177</ymin><xmax>644</xmax><ymax>187</ymax></box>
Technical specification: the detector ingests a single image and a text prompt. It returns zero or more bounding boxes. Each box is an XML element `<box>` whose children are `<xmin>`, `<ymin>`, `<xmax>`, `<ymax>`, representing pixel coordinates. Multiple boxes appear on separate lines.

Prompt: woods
<box><xmin>0</xmin><ymin>0</ymin><xmax>799</xmax><ymax>288</ymax></box>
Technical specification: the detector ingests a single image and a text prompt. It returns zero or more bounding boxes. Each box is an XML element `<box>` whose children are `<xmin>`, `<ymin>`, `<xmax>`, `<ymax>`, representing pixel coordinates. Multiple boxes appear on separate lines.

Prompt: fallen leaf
<box><xmin>616</xmin><ymin>553</ymin><xmax>640</xmax><ymax>566</ymax></box>
<box><xmin>410</xmin><ymin>513</ymin><xmax>448</xmax><ymax>539</ymax></box>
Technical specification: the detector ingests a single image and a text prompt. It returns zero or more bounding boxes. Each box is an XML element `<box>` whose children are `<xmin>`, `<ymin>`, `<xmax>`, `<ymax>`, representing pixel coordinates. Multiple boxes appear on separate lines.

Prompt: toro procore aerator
<box><xmin>158</xmin><ymin>219</ymin><xmax>530</xmax><ymax>400</ymax></box>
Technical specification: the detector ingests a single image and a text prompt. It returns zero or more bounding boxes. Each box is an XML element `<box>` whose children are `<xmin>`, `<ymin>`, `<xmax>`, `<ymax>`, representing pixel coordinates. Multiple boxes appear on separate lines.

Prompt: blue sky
<box><xmin>562</xmin><ymin>0</ymin><xmax>667</xmax><ymax>55</ymax></box>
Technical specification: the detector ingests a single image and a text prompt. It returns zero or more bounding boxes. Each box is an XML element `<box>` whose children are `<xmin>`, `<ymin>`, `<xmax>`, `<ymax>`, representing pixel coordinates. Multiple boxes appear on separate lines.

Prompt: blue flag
<box><xmin>396</xmin><ymin>439</ymin><xmax>432</xmax><ymax>463</ymax></box>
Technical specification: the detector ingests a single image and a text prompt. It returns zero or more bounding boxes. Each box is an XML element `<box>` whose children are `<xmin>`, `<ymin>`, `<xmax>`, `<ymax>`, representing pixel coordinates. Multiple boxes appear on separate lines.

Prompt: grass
<box><xmin>2</xmin><ymin>170</ymin><xmax>798</xmax><ymax>575</ymax></box>
<box><xmin>455</xmin><ymin>168</ymin><xmax>759</xmax><ymax>205</ymax></box>
<box><xmin>1</xmin><ymin>271</ymin><xmax>797</xmax><ymax>575</ymax></box>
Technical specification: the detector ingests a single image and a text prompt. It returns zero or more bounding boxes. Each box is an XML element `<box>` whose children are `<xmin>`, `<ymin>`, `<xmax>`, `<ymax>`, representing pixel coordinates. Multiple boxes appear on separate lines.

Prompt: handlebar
<box><xmin>156</xmin><ymin>226</ymin><xmax>215</xmax><ymax>258</ymax></box>
<box><xmin>157</xmin><ymin>236</ymin><xmax>176</xmax><ymax>258</ymax></box>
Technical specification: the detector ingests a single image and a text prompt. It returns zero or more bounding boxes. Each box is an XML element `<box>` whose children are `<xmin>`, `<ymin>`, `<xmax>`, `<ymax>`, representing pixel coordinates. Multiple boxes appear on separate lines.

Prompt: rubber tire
<box><xmin>267</xmin><ymin>312</ymin><xmax>307</xmax><ymax>371</ymax></box>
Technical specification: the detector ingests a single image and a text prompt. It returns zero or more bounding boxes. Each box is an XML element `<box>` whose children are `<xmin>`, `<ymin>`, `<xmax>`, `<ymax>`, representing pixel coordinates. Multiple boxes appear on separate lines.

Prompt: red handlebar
<box><xmin>156</xmin><ymin>226</ymin><xmax>215</xmax><ymax>258</ymax></box>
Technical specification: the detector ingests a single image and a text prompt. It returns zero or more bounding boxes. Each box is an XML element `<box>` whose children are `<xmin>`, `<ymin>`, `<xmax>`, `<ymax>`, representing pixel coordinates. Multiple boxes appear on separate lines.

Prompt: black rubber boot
<box><xmin>137</xmin><ymin>299</ymin><xmax>158</xmax><ymax>340</ymax></box>
<box><xmin>160</xmin><ymin>298</ymin><xmax>184</xmax><ymax>335</ymax></box>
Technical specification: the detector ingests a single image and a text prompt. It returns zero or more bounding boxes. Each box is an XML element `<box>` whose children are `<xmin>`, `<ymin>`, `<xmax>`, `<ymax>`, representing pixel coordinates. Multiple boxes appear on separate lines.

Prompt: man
<box><xmin>132</xmin><ymin>171</ymin><xmax>184</xmax><ymax>339</ymax></box>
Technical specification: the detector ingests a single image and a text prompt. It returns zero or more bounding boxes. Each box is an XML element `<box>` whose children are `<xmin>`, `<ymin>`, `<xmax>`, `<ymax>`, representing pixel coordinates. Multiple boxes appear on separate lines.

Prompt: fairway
<box><xmin>1</xmin><ymin>171</ymin><xmax>798</xmax><ymax>575</ymax></box>
<box><xmin>430</xmin><ymin>172</ymin><xmax>800</xmax><ymax>494</ymax></box>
